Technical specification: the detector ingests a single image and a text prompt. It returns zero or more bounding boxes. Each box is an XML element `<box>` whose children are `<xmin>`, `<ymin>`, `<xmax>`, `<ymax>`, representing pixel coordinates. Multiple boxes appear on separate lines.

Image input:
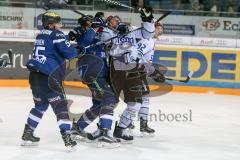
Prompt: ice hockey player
<box><xmin>135</xmin><ymin>21</ymin><xmax>165</xmax><ymax>136</ymax></box>
<box><xmin>102</xmin><ymin>15</ymin><xmax>121</xmax><ymax>40</ymax></box>
<box><xmin>110</xmin><ymin>7</ymin><xmax>164</xmax><ymax>142</ymax></box>
<box><xmin>20</xmin><ymin>11</ymin><xmax>78</xmax><ymax>151</ymax></box>
<box><xmin>70</xmin><ymin>17</ymin><xmax>120</xmax><ymax>147</ymax></box>
<box><xmin>98</xmin><ymin>15</ymin><xmax>121</xmax><ymax>55</ymax></box>
<box><xmin>68</xmin><ymin>15</ymin><xmax>92</xmax><ymax>42</ymax></box>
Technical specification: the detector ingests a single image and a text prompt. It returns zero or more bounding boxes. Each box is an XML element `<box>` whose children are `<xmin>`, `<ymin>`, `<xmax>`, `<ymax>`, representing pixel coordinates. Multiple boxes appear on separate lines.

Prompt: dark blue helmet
<box><xmin>117</xmin><ymin>23</ymin><xmax>129</xmax><ymax>34</ymax></box>
<box><xmin>78</xmin><ymin>15</ymin><xmax>92</xmax><ymax>26</ymax></box>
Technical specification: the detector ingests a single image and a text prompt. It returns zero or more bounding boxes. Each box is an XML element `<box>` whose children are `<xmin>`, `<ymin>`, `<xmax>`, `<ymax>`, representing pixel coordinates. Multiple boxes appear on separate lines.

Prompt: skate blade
<box><xmin>97</xmin><ymin>141</ymin><xmax>120</xmax><ymax>149</ymax></box>
<box><xmin>65</xmin><ymin>146</ymin><xmax>77</xmax><ymax>152</ymax></box>
<box><xmin>72</xmin><ymin>135</ymin><xmax>86</xmax><ymax>142</ymax></box>
<box><xmin>140</xmin><ymin>132</ymin><xmax>155</xmax><ymax>137</ymax></box>
<box><xmin>85</xmin><ymin>138</ymin><xmax>97</xmax><ymax>143</ymax></box>
<box><xmin>65</xmin><ymin>145</ymin><xmax>77</xmax><ymax>152</ymax></box>
<box><xmin>20</xmin><ymin>140</ymin><xmax>39</xmax><ymax>146</ymax></box>
<box><xmin>116</xmin><ymin>138</ymin><xmax>133</xmax><ymax>144</ymax></box>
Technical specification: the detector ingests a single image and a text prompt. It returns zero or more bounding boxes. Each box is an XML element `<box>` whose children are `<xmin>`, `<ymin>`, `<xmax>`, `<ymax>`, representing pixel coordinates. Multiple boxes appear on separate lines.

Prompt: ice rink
<box><xmin>0</xmin><ymin>87</ymin><xmax>239</xmax><ymax>160</ymax></box>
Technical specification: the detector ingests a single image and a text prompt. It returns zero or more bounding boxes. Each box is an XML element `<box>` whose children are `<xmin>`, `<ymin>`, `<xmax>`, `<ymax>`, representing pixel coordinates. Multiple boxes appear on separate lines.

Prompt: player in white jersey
<box><xmin>101</xmin><ymin>15</ymin><xmax>121</xmax><ymax>41</ymax></box>
<box><xmin>136</xmin><ymin>21</ymin><xmax>164</xmax><ymax>135</ymax></box>
<box><xmin>109</xmin><ymin>7</ymin><xmax>163</xmax><ymax>142</ymax></box>
<box><xmin>112</xmin><ymin>17</ymin><xmax>166</xmax><ymax>140</ymax></box>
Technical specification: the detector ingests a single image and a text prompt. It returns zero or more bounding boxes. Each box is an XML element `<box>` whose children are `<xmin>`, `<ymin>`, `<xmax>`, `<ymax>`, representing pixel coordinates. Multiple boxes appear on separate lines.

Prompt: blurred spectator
<box><xmin>1</xmin><ymin>0</ymin><xmax>240</xmax><ymax>16</ymax></box>
<box><xmin>8</xmin><ymin>0</ymin><xmax>33</xmax><ymax>7</ymax></box>
<box><xmin>191</xmin><ymin>0</ymin><xmax>204</xmax><ymax>15</ymax></box>
<box><xmin>226</xmin><ymin>6</ymin><xmax>237</xmax><ymax>17</ymax></box>
<box><xmin>171</xmin><ymin>0</ymin><xmax>185</xmax><ymax>15</ymax></box>
<box><xmin>209</xmin><ymin>1</ymin><xmax>220</xmax><ymax>16</ymax></box>
<box><xmin>137</xmin><ymin>0</ymin><xmax>144</xmax><ymax>8</ymax></box>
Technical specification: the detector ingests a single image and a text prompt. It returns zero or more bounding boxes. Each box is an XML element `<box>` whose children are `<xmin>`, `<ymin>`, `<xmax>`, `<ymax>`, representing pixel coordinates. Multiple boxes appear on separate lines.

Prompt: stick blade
<box><xmin>181</xmin><ymin>71</ymin><xmax>194</xmax><ymax>83</ymax></box>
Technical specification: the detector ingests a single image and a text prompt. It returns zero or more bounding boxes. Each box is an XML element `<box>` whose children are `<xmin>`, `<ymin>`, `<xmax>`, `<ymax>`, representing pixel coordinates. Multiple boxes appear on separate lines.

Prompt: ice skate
<box><xmin>113</xmin><ymin>122</ymin><xmax>133</xmax><ymax>144</ymax></box>
<box><xmin>61</xmin><ymin>132</ymin><xmax>77</xmax><ymax>152</ymax></box>
<box><xmin>140</xmin><ymin>117</ymin><xmax>155</xmax><ymax>137</ymax></box>
<box><xmin>21</xmin><ymin>124</ymin><xmax>40</xmax><ymax>146</ymax></box>
<box><xmin>87</xmin><ymin>124</ymin><xmax>120</xmax><ymax>148</ymax></box>
<box><xmin>71</xmin><ymin>120</ymin><xmax>87</xmax><ymax>141</ymax></box>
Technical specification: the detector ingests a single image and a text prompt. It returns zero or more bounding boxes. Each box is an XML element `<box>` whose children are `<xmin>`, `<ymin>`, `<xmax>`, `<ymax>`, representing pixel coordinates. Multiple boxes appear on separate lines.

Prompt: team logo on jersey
<box><xmin>117</xmin><ymin>36</ymin><xmax>134</xmax><ymax>44</ymax></box>
<box><xmin>116</xmin><ymin>36</ymin><xmax>134</xmax><ymax>50</ymax></box>
<box><xmin>48</xmin><ymin>96</ymin><xmax>61</xmax><ymax>103</ymax></box>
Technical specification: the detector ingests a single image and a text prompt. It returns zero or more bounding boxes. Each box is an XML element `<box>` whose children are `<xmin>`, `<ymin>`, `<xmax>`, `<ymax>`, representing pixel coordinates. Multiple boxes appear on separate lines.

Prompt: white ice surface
<box><xmin>0</xmin><ymin>87</ymin><xmax>240</xmax><ymax>160</ymax></box>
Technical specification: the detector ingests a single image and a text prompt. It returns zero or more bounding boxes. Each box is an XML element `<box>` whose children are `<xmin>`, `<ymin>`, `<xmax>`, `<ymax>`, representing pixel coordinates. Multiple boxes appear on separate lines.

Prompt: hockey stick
<box><xmin>165</xmin><ymin>71</ymin><xmax>194</xmax><ymax>83</ymax></box>
<box><xmin>156</xmin><ymin>11</ymin><xmax>172</xmax><ymax>23</ymax></box>
<box><xmin>84</xmin><ymin>11</ymin><xmax>172</xmax><ymax>49</ymax></box>
<box><xmin>139</xmin><ymin>48</ymin><xmax>193</xmax><ymax>83</ymax></box>
<box><xmin>101</xmin><ymin>0</ymin><xmax>135</xmax><ymax>10</ymax></box>
<box><xmin>61</xmin><ymin>0</ymin><xmax>120</xmax><ymax>33</ymax></box>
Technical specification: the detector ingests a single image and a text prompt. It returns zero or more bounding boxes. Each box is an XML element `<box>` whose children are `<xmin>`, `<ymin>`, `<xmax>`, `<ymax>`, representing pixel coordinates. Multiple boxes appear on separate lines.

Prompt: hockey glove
<box><xmin>68</xmin><ymin>27</ymin><xmax>85</xmax><ymax>41</ymax></box>
<box><xmin>76</xmin><ymin>45</ymin><xmax>86</xmax><ymax>55</ymax></box>
<box><xmin>68</xmin><ymin>30</ymin><xmax>76</xmax><ymax>41</ymax></box>
<box><xmin>117</xmin><ymin>23</ymin><xmax>128</xmax><ymax>35</ymax></box>
<box><xmin>149</xmin><ymin>69</ymin><xmax>165</xmax><ymax>83</ymax></box>
<box><xmin>0</xmin><ymin>58</ymin><xmax>8</xmax><ymax>69</ymax></box>
<box><xmin>139</xmin><ymin>7</ymin><xmax>154</xmax><ymax>22</ymax></box>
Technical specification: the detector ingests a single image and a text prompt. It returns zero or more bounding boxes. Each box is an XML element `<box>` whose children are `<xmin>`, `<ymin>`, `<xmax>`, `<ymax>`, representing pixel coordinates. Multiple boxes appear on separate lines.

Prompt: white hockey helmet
<box><xmin>142</xmin><ymin>22</ymin><xmax>155</xmax><ymax>39</ymax></box>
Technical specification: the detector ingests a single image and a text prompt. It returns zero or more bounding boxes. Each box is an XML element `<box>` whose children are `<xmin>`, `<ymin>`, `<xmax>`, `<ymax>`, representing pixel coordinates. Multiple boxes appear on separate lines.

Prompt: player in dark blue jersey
<box><xmin>21</xmin><ymin>11</ymin><xmax>78</xmax><ymax>150</ymax></box>
<box><xmin>70</xmin><ymin>17</ymin><xmax>120</xmax><ymax>147</ymax></box>
<box><xmin>68</xmin><ymin>15</ymin><xmax>92</xmax><ymax>42</ymax></box>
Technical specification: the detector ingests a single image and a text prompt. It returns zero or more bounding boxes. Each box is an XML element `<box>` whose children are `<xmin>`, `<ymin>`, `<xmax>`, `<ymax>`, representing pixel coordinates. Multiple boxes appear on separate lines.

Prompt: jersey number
<box><xmin>137</xmin><ymin>43</ymin><xmax>146</xmax><ymax>52</ymax></box>
<box><xmin>33</xmin><ymin>46</ymin><xmax>47</xmax><ymax>64</ymax></box>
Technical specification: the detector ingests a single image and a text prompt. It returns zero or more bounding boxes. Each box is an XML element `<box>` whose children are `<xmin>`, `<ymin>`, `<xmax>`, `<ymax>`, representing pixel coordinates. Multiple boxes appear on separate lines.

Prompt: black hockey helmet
<box><xmin>95</xmin><ymin>12</ymin><xmax>104</xmax><ymax>19</ymax></box>
<box><xmin>78</xmin><ymin>15</ymin><xmax>92</xmax><ymax>26</ymax></box>
<box><xmin>42</xmin><ymin>11</ymin><xmax>61</xmax><ymax>28</ymax></box>
<box><xmin>116</xmin><ymin>22</ymin><xmax>129</xmax><ymax>34</ymax></box>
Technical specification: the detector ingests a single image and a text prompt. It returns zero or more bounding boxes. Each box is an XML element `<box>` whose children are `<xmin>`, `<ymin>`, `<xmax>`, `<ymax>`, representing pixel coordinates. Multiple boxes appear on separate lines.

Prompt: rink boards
<box><xmin>0</xmin><ymin>42</ymin><xmax>240</xmax><ymax>95</ymax></box>
<box><xmin>154</xmin><ymin>45</ymin><xmax>240</xmax><ymax>87</ymax></box>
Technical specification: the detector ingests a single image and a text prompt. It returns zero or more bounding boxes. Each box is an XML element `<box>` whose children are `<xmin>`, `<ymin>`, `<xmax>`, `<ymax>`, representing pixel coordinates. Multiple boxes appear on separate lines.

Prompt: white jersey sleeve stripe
<box><xmin>53</xmin><ymin>39</ymin><xmax>65</xmax><ymax>44</ymax></box>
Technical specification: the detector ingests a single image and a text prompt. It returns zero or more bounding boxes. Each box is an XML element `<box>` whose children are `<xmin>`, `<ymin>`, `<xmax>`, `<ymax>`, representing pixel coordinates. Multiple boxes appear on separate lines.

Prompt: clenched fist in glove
<box><xmin>76</xmin><ymin>45</ymin><xmax>86</xmax><ymax>55</ymax></box>
<box><xmin>139</xmin><ymin>7</ymin><xmax>154</xmax><ymax>22</ymax></box>
<box><xmin>149</xmin><ymin>69</ymin><xmax>165</xmax><ymax>83</ymax></box>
